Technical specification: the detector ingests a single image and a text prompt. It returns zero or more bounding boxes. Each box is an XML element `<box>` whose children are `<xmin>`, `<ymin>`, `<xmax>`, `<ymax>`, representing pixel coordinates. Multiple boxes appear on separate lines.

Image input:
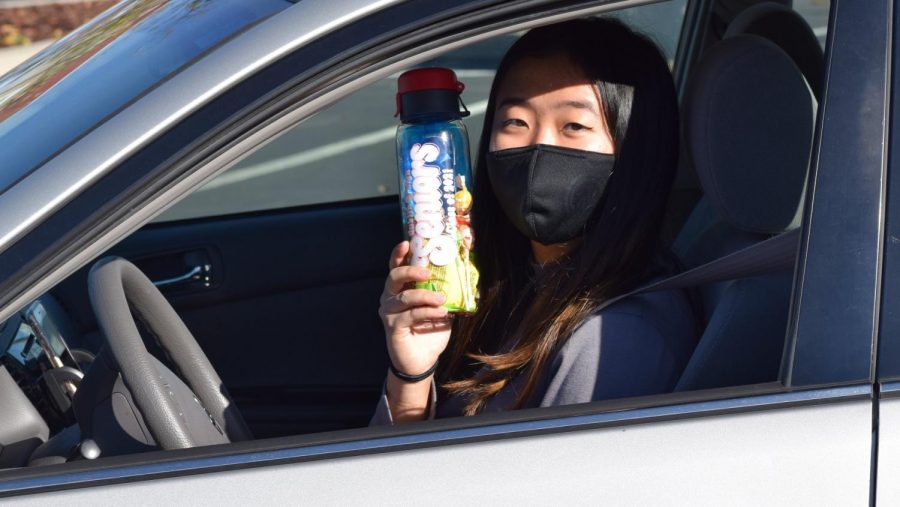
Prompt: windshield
<box><xmin>0</xmin><ymin>0</ymin><xmax>288</xmax><ymax>194</ymax></box>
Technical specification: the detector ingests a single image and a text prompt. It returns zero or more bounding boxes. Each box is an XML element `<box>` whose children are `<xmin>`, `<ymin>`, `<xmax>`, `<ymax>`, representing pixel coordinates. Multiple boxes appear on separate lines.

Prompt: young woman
<box><xmin>373</xmin><ymin>18</ymin><xmax>696</xmax><ymax>424</ymax></box>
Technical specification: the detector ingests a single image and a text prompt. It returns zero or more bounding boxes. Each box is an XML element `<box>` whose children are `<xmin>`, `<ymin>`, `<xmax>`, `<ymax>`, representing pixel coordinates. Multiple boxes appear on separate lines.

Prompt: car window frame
<box><xmin>0</xmin><ymin>0</ymin><xmax>886</xmax><ymax>497</ymax></box>
<box><xmin>783</xmin><ymin>0</ymin><xmax>890</xmax><ymax>388</ymax></box>
<box><xmin>876</xmin><ymin>0</ymin><xmax>900</xmax><ymax>385</ymax></box>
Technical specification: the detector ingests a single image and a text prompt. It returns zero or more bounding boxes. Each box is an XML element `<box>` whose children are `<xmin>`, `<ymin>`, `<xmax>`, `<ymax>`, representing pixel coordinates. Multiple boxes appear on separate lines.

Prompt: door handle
<box><xmin>152</xmin><ymin>264</ymin><xmax>211</xmax><ymax>289</ymax></box>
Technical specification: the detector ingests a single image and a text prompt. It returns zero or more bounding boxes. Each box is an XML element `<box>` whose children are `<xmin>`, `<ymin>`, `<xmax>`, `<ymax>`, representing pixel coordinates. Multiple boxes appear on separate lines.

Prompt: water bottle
<box><xmin>395</xmin><ymin>67</ymin><xmax>478</xmax><ymax>313</ymax></box>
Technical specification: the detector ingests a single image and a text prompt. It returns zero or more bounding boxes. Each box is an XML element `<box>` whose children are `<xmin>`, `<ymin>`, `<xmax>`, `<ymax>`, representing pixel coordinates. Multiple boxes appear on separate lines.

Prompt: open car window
<box><xmin>156</xmin><ymin>0</ymin><xmax>689</xmax><ymax>222</ymax></box>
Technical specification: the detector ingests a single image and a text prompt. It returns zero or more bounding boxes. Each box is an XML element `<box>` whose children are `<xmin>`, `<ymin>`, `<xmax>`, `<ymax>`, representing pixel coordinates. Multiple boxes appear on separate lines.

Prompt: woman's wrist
<box><xmin>385</xmin><ymin>370</ymin><xmax>434</xmax><ymax>422</ymax></box>
<box><xmin>389</xmin><ymin>359</ymin><xmax>438</xmax><ymax>382</ymax></box>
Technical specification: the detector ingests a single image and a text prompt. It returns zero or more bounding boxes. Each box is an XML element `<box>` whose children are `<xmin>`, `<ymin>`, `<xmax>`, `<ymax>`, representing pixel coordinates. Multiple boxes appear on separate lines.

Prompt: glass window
<box><xmin>794</xmin><ymin>0</ymin><xmax>830</xmax><ymax>48</ymax></box>
<box><xmin>0</xmin><ymin>0</ymin><xmax>288</xmax><ymax>194</ymax></box>
<box><xmin>156</xmin><ymin>0</ymin><xmax>689</xmax><ymax>222</ymax></box>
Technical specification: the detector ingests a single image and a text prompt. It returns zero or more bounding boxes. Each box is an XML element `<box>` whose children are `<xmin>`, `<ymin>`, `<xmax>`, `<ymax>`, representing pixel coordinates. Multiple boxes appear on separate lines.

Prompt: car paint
<box><xmin>1</xmin><ymin>387</ymin><xmax>874</xmax><ymax>505</ymax></box>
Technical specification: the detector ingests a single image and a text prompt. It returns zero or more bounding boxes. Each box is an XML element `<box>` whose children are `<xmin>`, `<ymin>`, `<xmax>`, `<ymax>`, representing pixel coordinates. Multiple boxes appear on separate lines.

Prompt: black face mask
<box><xmin>486</xmin><ymin>144</ymin><xmax>615</xmax><ymax>245</ymax></box>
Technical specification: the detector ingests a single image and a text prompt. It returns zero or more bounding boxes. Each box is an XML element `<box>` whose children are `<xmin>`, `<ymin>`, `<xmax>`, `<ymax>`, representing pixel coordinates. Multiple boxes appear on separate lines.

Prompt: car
<box><xmin>0</xmin><ymin>0</ymin><xmax>893</xmax><ymax>503</ymax></box>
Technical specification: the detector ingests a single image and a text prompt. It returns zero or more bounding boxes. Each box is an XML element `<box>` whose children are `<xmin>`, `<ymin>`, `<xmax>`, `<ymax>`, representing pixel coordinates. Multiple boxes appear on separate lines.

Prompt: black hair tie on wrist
<box><xmin>390</xmin><ymin>360</ymin><xmax>438</xmax><ymax>383</ymax></box>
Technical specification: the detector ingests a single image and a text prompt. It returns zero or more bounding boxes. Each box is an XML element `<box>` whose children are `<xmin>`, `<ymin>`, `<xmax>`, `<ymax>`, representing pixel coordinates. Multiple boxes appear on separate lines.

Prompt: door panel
<box><xmin>5</xmin><ymin>399</ymin><xmax>873</xmax><ymax>505</ymax></box>
<box><xmin>875</xmin><ymin>391</ymin><xmax>900</xmax><ymax>504</ymax></box>
<box><xmin>50</xmin><ymin>198</ymin><xmax>401</xmax><ymax>437</ymax></box>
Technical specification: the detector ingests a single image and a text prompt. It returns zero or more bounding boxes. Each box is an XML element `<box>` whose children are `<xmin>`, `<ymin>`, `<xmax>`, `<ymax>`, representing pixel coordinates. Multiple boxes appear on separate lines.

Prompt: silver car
<box><xmin>0</xmin><ymin>0</ymin><xmax>893</xmax><ymax>504</ymax></box>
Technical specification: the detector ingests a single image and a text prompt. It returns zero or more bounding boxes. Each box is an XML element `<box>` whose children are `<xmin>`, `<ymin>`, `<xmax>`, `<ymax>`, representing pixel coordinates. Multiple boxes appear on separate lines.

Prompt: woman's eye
<box><xmin>564</xmin><ymin>122</ymin><xmax>592</xmax><ymax>132</ymax></box>
<box><xmin>501</xmin><ymin>118</ymin><xmax>527</xmax><ymax>128</ymax></box>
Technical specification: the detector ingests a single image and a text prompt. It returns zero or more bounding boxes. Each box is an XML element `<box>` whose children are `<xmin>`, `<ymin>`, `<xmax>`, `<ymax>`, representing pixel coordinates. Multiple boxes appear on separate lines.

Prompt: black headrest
<box><xmin>725</xmin><ymin>2</ymin><xmax>824</xmax><ymax>99</ymax></box>
<box><xmin>685</xmin><ymin>35</ymin><xmax>814</xmax><ymax>234</ymax></box>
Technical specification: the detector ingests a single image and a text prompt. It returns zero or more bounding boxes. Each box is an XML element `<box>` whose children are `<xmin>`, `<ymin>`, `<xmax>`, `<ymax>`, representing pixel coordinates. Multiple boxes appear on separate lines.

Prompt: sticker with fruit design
<box><xmin>405</xmin><ymin>142</ymin><xmax>478</xmax><ymax>313</ymax></box>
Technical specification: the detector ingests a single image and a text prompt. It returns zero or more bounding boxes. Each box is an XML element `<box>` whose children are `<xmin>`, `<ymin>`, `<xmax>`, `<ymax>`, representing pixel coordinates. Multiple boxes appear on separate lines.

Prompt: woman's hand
<box><xmin>378</xmin><ymin>241</ymin><xmax>452</xmax><ymax>422</ymax></box>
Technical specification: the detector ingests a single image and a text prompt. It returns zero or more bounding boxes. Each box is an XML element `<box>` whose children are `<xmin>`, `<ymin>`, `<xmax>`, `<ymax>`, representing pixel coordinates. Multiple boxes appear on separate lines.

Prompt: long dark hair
<box><xmin>441</xmin><ymin>18</ymin><xmax>679</xmax><ymax>414</ymax></box>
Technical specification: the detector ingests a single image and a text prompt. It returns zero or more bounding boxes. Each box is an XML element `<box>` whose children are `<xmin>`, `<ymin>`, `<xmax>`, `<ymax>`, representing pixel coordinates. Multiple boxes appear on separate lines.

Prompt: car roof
<box><xmin>0</xmin><ymin>0</ymin><xmax>290</xmax><ymax>195</ymax></box>
<box><xmin>0</xmin><ymin>0</ymin><xmax>405</xmax><ymax>255</ymax></box>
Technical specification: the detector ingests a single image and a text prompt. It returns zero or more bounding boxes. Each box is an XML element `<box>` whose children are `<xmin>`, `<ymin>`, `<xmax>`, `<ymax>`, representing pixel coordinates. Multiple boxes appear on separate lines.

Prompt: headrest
<box><xmin>724</xmin><ymin>2</ymin><xmax>824</xmax><ymax>99</ymax></box>
<box><xmin>685</xmin><ymin>35</ymin><xmax>813</xmax><ymax>234</ymax></box>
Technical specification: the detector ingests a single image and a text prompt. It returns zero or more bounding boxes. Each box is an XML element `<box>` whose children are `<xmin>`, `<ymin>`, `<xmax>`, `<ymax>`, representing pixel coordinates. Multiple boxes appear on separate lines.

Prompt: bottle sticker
<box><xmin>402</xmin><ymin>139</ymin><xmax>478</xmax><ymax>313</ymax></box>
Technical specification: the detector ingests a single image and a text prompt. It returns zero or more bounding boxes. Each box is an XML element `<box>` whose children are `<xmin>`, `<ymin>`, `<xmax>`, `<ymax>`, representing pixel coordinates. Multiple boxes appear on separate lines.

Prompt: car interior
<box><xmin>0</xmin><ymin>0</ymin><xmax>826</xmax><ymax>471</ymax></box>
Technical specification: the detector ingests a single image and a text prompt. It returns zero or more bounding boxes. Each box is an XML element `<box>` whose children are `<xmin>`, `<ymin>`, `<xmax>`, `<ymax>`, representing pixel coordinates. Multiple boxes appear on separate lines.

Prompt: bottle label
<box><xmin>400</xmin><ymin>136</ymin><xmax>478</xmax><ymax>313</ymax></box>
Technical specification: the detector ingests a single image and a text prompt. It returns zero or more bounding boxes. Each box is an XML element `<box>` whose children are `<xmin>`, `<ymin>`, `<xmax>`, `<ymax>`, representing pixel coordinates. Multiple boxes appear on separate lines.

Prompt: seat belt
<box><xmin>596</xmin><ymin>228</ymin><xmax>801</xmax><ymax>311</ymax></box>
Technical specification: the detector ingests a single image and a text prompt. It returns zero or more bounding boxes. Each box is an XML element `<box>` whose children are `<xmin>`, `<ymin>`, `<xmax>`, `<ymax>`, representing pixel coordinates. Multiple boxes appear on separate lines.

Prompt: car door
<box><xmin>0</xmin><ymin>0</ymin><xmax>884</xmax><ymax>503</ymax></box>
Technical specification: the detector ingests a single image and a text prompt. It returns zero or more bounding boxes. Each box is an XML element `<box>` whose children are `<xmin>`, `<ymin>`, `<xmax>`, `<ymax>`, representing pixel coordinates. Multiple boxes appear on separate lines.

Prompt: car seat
<box><xmin>671</xmin><ymin>34</ymin><xmax>815</xmax><ymax>391</ymax></box>
<box><xmin>660</xmin><ymin>1</ymin><xmax>824</xmax><ymax>249</ymax></box>
<box><xmin>723</xmin><ymin>1</ymin><xmax>824</xmax><ymax>100</ymax></box>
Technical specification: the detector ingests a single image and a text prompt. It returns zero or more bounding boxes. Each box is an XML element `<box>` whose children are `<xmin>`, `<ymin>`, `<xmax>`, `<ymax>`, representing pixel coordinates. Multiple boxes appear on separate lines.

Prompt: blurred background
<box><xmin>0</xmin><ymin>0</ymin><xmax>113</xmax><ymax>74</ymax></box>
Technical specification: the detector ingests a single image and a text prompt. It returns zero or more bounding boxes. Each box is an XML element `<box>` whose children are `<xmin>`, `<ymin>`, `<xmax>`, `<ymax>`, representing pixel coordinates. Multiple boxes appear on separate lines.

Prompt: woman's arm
<box><xmin>371</xmin><ymin>241</ymin><xmax>452</xmax><ymax>424</ymax></box>
<box><xmin>370</xmin><ymin>377</ymin><xmax>438</xmax><ymax>425</ymax></box>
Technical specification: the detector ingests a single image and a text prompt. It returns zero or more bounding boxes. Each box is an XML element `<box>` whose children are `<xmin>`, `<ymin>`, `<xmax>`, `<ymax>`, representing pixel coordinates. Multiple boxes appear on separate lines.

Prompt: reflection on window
<box><xmin>0</xmin><ymin>0</ymin><xmax>288</xmax><ymax>194</ymax></box>
<box><xmin>0</xmin><ymin>1</ymin><xmax>167</xmax><ymax>123</ymax></box>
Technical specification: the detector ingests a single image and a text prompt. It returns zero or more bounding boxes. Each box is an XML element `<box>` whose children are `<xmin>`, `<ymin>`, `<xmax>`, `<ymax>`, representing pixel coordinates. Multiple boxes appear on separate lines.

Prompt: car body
<box><xmin>0</xmin><ymin>0</ymin><xmax>896</xmax><ymax>504</ymax></box>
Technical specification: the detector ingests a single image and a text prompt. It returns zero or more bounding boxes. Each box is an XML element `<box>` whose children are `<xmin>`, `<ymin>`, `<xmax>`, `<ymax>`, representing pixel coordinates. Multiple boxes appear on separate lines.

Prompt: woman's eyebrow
<box><xmin>497</xmin><ymin>96</ymin><xmax>528</xmax><ymax>108</ymax></box>
<box><xmin>554</xmin><ymin>99</ymin><xmax>598</xmax><ymax>114</ymax></box>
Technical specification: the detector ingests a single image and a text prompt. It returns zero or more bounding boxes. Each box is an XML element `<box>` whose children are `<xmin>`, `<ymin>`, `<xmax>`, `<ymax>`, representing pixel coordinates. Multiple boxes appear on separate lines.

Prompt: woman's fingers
<box><xmin>410</xmin><ymin>317</ymin><xmax>453</xmax><ymax>334</ymax></box>
<box><xmin>385</xmin><ymin>305</ymin><xmax>450</xmax><ymax>330</ymax></box>
<box><xmin>383</xmin><ymin>265</ymin><xmax>432</xmax><ymax>299</ymax></box>
<box><xmin>380</xmin><ymin>242</ymin><xmax>451</xmax><ymax>340</ymax></box>
<box><xmin>408</xmin><ymin>305</ymin><xmax>450</xmax><ymax>322</ymax></box>
<box><xmin>389</xmin><ymin>241</ymin><xmax>410</xmax><ymax>270</ymax></box>
<box><xmin>381</xmin><ymin>289</ymin><xmax>446</xmax><ymax>314</ymax></box>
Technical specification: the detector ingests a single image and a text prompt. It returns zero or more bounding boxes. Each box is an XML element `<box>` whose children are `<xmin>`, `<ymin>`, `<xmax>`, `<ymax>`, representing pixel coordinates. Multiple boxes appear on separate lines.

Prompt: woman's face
<box><xmin>490</xmin><ymin>55</ymin><xmax>615</xmax><ymax>154</ymax></box>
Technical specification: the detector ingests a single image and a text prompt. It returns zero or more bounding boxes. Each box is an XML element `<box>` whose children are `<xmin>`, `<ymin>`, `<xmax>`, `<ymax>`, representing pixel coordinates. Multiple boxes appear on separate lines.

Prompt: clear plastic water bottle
<box><xmin>395</xmin><ymin>67</ymin><xmax>478</xmax><ymax>313</ymax></box>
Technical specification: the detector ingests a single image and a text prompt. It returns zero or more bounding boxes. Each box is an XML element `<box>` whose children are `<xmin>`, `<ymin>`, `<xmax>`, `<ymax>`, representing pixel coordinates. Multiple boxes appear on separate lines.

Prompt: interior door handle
<box><xmin>152</xmin><ymin>264</ymin><xmax>211</xmax><ymax>289</ymax></box>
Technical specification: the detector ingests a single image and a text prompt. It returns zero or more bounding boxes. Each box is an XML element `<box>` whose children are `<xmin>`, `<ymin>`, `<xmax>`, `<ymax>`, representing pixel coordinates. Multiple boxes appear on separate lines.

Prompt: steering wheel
<box><xmin>87</xmin><ymin>257</ymin><xmax>252</xmax><ymax>449</ymax></box>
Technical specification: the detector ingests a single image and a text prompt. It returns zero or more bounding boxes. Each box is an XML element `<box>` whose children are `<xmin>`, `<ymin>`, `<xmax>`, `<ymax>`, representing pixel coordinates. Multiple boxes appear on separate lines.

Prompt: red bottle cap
<box><xmin>395</xmin><ymin>67</ymin><xmax>465</xmax><ymax>118</ymax></box>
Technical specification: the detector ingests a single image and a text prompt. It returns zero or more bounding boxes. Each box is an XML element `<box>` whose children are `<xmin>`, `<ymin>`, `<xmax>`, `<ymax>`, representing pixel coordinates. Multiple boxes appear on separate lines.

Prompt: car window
<box><xmin>0</xmin><ymin>0</ymin><xmax>288</xmax><ymax>195</ymax></box>
<box><xmin>794</xmin><ymin>0</ymin><xmax>830</xmax><ymax>48</ymax></box>
<box><xmin>155</xmin><ymin>0</ymin><xmax>688</xmax><ymax>222</ymax></box>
